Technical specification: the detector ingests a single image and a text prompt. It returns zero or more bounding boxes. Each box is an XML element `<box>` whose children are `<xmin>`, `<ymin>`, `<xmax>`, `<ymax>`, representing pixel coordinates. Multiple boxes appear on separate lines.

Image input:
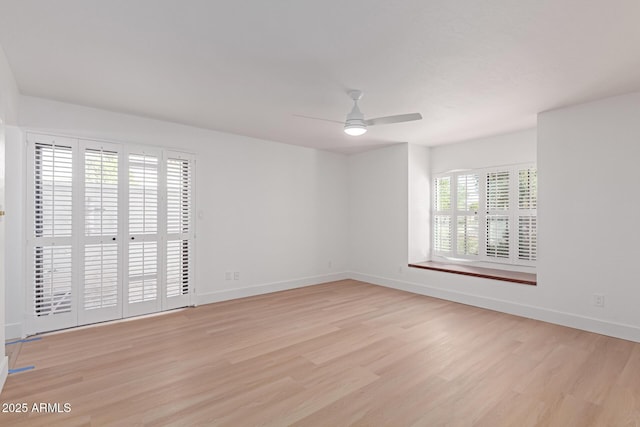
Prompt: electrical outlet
<box><xmin>225</xmin><ymin>272</ymin><xmax>232</xmax><ymax>280</ymax></box>
<box><xmin>328</xmin><ymin>260</ymin><xmax>332</xmax><ymax>269</ymax></box>
<box><xmin>233</xmin><ymin>272</ymin><xmax>240</xmax><ymax>280</ymax></box>
<box><xmin>593</xmin><ymin>294</ymin><xmax>605</xmax><ymax>308</ymax></box>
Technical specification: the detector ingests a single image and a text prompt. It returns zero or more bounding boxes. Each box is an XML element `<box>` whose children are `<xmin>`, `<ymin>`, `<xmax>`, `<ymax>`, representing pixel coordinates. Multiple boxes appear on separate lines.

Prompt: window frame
<box><xmin>432</xmin><ymin>163</ymin><xmax>537</xmax><ymax>268</ymax></box>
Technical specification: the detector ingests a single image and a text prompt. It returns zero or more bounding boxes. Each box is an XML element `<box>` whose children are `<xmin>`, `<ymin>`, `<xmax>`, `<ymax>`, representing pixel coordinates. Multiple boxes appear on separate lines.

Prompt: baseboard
<box><xmin>350</xmin><ymin>271</ymin><xmax>640</xmax><ymax>343</ymax></box>
<box><xmin>0</xmin><ymin>355</ymin><xmax>8</xmax><ymax>395</ymax></box>
<box><xmin>5</xmin><ymin>322</ymin><xmax>24</xmax><ymax>340</ymax></box>
<box><xmin>196</xmin><ymin>272</ymin><xmax>350</xmax><ymax>306</ymax></box>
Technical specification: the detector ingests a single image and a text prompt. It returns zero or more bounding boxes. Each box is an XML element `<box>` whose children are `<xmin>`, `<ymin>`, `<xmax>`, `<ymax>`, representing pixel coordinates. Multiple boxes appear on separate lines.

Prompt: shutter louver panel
<box><xmin>129</xmin><ymin>154</ymin><xmax>158</xmax><ymax>235</ymax></box>
<box><xmin>435</xmin><ymin>177</ymin><xmax>451</xmax><ymax>211</ymax></box>
<box><xmin>166</xmin><ymin>155</ymin><xmax>193</xmax><ymax>304</ymax></box>
<box><xmin>85</xmin><ymin>149</ymin><xmax>118</xmax><ymax>236</ymax></box>
<box><xmin>457</xmin><ymin>174</ymin><xmax>479</xmax><ymax>211</ymax></box>
<box><xmin>455</xmin><ymin>174</ymin><xmax>479</xmax><ymax>257</ymax></box>
<box><xmin>457</xmin><ymin>216</ymin><xmax>479</xmax><ymax>256</ymax></box>
<box><xmin>167</xmin><ymin>240</ymin><xmax>190</xmax><ymax>297</ymax></box>
<box><xmin>519</xmin><ymin>169</ymin><xmax>537</xmax><ymax>209</ymax></box>
<box><xmin>434</xmin><ymin>215</ymin><xmax>452</xmax><ymax>252</ymax></box>
<box><xmin>84</xmin><ymin>243</ymin><xmax>118</xmax><ymax>310</ymax></box>
<box><xmin>34</xmin><ymin>245</ymin><xmax>72</xmax><ymax>316</ymax></box>
<box><xmin>486</xmin><ymin>171</ymin><xmax>510</xmax><ymax>211</ymax></box>
<box><xmin>486</xmin><ymin>216</ymin><xmax>510</xmax><ymax>258</ymax></box>
<box><xmin>518</xmin><ymin>216</ymin><xmax>537</xmax><ymax>261</ymax></box>
<box><xmin>434</xmin><ymin>176</ymin><xmax>452</xmax><ymax>254</ymax></box>
<box><xmin>518</xmin><ymin>167</ymin><xmax>537</xmax><ymax>263</ymax></box>
<box><xmin>128</xmin><ymin>241</ymin><xmax>158</xmax><ymax>303</ymax></box>
<box><xmin>34</xmin><ymin>143</ymin><xmax>73</xmax><ymax>238</ymax></box>
<box><xmin>486</xmin><ymin>170</ymin><xmax>511</xmax><ymax>260</ymax></box>
<box><xmin>167</xmin><ymin>158</ymin><xmax>192</xmax><ymax>235</ymax></box>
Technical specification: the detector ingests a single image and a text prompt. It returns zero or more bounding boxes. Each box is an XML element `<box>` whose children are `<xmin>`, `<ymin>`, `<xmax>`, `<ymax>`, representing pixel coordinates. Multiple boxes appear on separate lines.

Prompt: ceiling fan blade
<box><xmin>292</xmin><ymin>114</ymin><xmax>344</xmax><ymax>124</ymax></box>
<box><xmin>365</xmin><ymin>113</ymin><xmax>422</xmax><ymax>126</ymax></box>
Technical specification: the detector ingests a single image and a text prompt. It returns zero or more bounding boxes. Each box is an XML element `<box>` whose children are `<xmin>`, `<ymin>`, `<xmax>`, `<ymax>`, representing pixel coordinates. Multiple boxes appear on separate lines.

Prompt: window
<box><xmin>432</xmin><ymin>164</ymin><xmax>537</xmax><ymax>266</ymax></box>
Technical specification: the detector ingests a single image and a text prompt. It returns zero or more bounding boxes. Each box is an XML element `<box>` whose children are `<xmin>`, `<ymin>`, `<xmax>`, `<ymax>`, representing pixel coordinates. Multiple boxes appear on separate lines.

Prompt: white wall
<box><xmin>349</xmin><ymin>123</ymin><xmax>640</xmax><ymax>342</ymax></box>
<box><xmin>349</xmin><ymin>144</ymin><xmax>409</xmax><ymax>278</ymax></box>
<box><xmin>430</xmin><ymin>128</ymin><xmax>537</xmax><ymax>173</ymax></box>
<box><xmin>0</xmin><ymin>42</ymin><xmax>19</xmax><ymax>393</ymax></box>
<box><xmin>538</xmin><ymin>91</ymin><xmax>640</xmax><ymax>333</ymax></box>
<box><xmin>5</xmin><ymin>96</ymin><xmax>349</xmax><ymax>337</ymax></box>
<box><xmin>408</xmin><ymin>144</ymin><xmax>430</xmax><ymax>263</ymax></box>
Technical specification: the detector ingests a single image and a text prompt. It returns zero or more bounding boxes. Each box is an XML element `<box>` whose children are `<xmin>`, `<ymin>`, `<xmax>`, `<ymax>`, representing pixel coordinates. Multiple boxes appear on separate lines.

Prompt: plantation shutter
<box><xmin>126</xmin><ymin>150</ymin><xmax>161</xmax><ymax>317</ymax></box>
<box><xmin>27</xmin><ymin>132</ymin><xmax>195</xmax><ymax>334</ymax></box>
<box><xmin>79</xmin><ymin>141</ymin><xmax>123</xmax><ymax>325</ymax></box>
<box><xmin>433</xmin><ymin>176</ymin><xmax>452</xmax><ymax>254</ymax></box>
<box><xmin>518</xmin><ymin>168</ymin><xmax>537</xmax><ymax>262</ymax></box>
<box><xmin>485</xmin><ymin>171</ymin><xmax>510</xmax><ymax>259</ymax></box>
<box><xmin>28</xmin><ymin>135</ymin><xmax>77</xmax><ymax>332</ymax></box>
<box><xmin>165</xmin><ymin>152</ymin><xmax>194</xmax><ymax>308</ymax></box>
<box><xmin>456</xmin><ymin>174</ymin><xmax>479</xmax><ymax>256</ymax></box>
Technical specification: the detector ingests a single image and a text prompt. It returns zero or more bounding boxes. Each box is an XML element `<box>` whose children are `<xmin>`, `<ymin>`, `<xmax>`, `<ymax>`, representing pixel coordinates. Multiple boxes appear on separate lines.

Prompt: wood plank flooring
<box><xmin>1</xmin><ymin>279</ymin><xmax>640</xmax><ymax>426</ymax></box>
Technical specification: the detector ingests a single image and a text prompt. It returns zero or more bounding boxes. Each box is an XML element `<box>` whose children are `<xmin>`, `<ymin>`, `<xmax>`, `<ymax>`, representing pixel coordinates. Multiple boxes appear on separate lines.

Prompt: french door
<box><xmin>26</xmin><ymin>133</ymin><xmax>195</xmax><ymax>334</ymax></box>
<box><xmin>125</xmin><ymin>148</ymin><xmax>161</xmax><ymax>317</ymax></box>
<box><xmin>79</xmin><ymin>140</ymin><xmax>123</xmax><ymax>325</ymax></box>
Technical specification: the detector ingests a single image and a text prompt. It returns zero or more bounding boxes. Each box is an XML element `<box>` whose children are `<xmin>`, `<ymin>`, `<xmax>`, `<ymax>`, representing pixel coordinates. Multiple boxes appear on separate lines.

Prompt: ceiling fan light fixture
<box><xmin>344</xmin><ymin>122</ymin><xmax>367</xmax><ymax>136</ymax></box>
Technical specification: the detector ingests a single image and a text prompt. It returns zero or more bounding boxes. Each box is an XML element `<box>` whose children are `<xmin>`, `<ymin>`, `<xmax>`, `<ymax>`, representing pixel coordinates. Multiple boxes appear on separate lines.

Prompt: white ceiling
<box><xmin>1</xmin><ymin>1</ymin><xmax>640</xmax><ymax>153</ymax></box>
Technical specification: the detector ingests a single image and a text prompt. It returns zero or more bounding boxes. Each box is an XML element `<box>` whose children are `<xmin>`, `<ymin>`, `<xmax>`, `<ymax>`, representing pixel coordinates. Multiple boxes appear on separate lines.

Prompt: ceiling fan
<box><xmin>296</xmin><ymin>90</ymin><xmax>422</xmax><ymax>136</ymax></box>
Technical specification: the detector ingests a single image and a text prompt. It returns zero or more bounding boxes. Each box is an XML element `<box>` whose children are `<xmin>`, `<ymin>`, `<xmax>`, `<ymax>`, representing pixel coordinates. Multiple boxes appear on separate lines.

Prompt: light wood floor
<box><xmin>2</xmin><ymin>279</ymin><xmax>640</xmax><ymax>426</ymax></box>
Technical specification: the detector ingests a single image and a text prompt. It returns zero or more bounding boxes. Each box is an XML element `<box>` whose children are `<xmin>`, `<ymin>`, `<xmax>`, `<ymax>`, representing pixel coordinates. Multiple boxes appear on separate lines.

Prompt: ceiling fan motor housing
<box><xmin>344</xmin><ymin>95</ymin><xmax>367</xmax><ymax>135</ymax></box>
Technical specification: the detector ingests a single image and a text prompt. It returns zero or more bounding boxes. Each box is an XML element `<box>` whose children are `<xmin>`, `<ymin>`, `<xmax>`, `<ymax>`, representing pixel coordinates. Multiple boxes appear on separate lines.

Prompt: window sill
<box><xmin>408</xmin><ymin>261</ymin><xmax>537</xmax><ymax>286</ymax></box>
